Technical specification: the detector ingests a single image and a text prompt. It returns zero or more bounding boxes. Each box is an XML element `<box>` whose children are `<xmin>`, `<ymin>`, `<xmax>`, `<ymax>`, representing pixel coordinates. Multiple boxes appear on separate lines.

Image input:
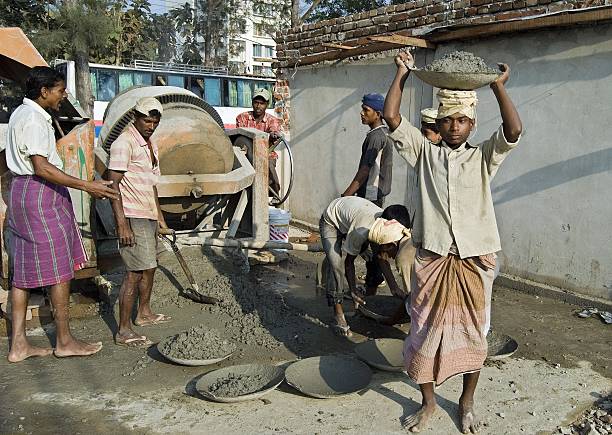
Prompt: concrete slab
<box><xmin>29</xmin><ymin>358</ymin><xmax>610</xmax><ymax>434</ymax></box>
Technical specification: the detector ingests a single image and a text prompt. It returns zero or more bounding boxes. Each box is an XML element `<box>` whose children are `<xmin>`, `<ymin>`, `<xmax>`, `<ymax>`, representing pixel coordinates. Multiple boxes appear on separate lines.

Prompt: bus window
<box><xmin>118</xmin><ymin>72</ymin><xmax>134</xmax><ymax>92</ymax></box>
<box><xmin>226</xmin><ymin>80</ymin><xmax>238</xmax><ymax>107</ymax></box>
<box><xmin>134</xmin><ymin>72</ymin><xmax>152</xmax><ymax>86</ymax></box>
<box><xmin>168</xmin><ymin>74</ymin><xmax>184</xmax><ymax>88</ymax></box>
<box><xmin>190</xmin><ymin>77</ymin><xmax>204</xmax><ymax>98</ymax></box>
<box><xmin>205</xmin><ymin>78</ymin><xmax>221</xmax><ymax>106</ymax></box>
<box><xmin>96</xmin><ymin>69</ymin><xmax>117</xmax><ymax>102</ymax></box>
<box><xmin>155</xmin><ymin>74</ymin><xmax>167</xmax><ymax>86</ymax></box>
<box><xmin>237</xmin><ymin>80</ymin><xmax>253</xmax><ymax>108</ymax></box>
<box><xmin>90</xmin><ymin>71</ymin><xmax>98</xmax><ymax>100</ymax></box>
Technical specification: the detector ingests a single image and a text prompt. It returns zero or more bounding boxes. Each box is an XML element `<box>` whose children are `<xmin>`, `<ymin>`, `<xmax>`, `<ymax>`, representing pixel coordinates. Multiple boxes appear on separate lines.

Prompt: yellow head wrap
<box><xmin>368</xmin><ymin>218</ymin><xmax>411</xmax><ymax>245</ymax></box>
<box><xmin>436</xmin><ymin>89</ymin><xmax>478</xmax><ymax>120</ymax></box>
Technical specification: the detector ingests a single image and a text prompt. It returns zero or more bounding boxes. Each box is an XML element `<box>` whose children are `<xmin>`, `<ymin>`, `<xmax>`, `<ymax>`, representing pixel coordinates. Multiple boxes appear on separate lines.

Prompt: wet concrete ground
<box><xmin>0</xmin><ymin>248</ymin><xmax>610</xmax><ymax>434</ymax></box>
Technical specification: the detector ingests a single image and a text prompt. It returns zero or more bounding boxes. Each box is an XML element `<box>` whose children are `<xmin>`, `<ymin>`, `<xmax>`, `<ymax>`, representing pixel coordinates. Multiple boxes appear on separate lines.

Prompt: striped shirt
<box><xmin>235</xmin><ymin>111</ymin><xmax>281</xmax><ymax>134</ymax></box>
<box><xmin>108</xmin><ymin>124</ymin><xmax>160</xmax><ymax>221</ymax></box>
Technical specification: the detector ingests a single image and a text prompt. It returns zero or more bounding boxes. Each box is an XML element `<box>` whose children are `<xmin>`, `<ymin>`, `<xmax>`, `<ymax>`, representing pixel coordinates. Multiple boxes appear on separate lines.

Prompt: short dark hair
<box><xmin>25</xmin><ymin>66</ymin><xmax>65</xmax><ymax>100</ymax></box>
<box><xmin>381</xmin><ymin>204</ymin><xmax>411</xmax><ymax>228</ymax></box>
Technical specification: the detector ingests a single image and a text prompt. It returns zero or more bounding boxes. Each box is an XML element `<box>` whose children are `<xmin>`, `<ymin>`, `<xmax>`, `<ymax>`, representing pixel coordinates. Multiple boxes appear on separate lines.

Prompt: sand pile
<box><xmin>207</xmin><ymin>372</ymin><xmax>268</xmax><ymax>397</ymax></box>
<box><xmin>425</xmin><ymin>51</ymin><xmax>497</xmax><ymax>74</ymax></box>
<box><xmin>160</xmin><ymin>326</ymin><xmax>236</xmax><ymax>360</ymax></box>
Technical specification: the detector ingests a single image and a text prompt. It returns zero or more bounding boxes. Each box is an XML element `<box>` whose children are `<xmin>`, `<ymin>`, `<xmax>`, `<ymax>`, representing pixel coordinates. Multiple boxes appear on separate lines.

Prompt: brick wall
<box><xmin>275</xmin><ymin>0</ymin><xmax>601</xmax><ymax>65</ymax></box>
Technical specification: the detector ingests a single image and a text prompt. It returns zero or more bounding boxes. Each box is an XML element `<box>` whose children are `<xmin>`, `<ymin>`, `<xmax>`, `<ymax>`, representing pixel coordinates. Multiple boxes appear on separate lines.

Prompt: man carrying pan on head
<box><xmin>419</xmin><ymin>108</ymin><xmax>441</xmax><ymax>144</ymax></box>
<box><xmin>383</xmin><ymin>50</ymin><xmax>522</xmax><ymax>433</ymax></box>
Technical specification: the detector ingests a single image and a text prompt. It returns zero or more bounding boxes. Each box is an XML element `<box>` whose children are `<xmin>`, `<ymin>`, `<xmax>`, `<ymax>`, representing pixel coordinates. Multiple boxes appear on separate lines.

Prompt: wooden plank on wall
<box><xmin>368</xmin><ymin>34</ymin><xmax>437</xmax><ymax>49</ymax></box>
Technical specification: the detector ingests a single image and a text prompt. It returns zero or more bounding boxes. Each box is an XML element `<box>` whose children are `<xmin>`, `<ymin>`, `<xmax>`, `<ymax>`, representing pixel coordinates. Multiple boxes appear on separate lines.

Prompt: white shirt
<box><xmin>389</xmin><ymin>116</ymin><xmax>520</xmax><ymax>258</ymax></box>
<box><xmin>5</xmin><ymin>98</ymin><xmax>63</xmax><ymax>175</ymax></box>
<box><xmin>323</xmin><ymin>196</ymin><xmax>382</xmax><ymax>256</ymax></box>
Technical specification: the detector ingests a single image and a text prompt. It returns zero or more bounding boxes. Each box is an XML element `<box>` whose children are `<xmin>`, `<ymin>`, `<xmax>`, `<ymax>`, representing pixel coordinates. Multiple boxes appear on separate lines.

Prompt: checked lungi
<box><xmin>403</xmin><ymin>248</ymin><xmax>496</xmax><ymax>385</ymax></box>
<box><xmin>8</xmin><ymin>175</ymin><xmax>87</xmax><ymax>289</ymax></box>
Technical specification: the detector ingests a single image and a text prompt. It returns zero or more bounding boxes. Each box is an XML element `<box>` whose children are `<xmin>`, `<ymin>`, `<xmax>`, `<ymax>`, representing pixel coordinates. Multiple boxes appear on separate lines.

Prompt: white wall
<box><xmin>288</xmin><ymin>25</ymin><xmax>612</xmax><ymax>300</ymax></box>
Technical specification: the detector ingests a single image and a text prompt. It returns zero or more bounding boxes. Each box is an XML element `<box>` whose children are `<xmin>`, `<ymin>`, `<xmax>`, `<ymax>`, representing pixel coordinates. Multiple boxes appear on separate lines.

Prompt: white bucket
<box><xmin>269</xmin><ymin>207</ymin><xmax>291</xmax><ymax>244</ymax></box>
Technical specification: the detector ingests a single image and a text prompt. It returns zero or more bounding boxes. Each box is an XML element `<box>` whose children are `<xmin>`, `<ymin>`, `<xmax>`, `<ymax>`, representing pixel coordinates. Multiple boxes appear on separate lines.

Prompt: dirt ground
<box><xmin>0</xmin><ymin>246</ymin><xmax>610</xmax><ymax>435</ymax></box>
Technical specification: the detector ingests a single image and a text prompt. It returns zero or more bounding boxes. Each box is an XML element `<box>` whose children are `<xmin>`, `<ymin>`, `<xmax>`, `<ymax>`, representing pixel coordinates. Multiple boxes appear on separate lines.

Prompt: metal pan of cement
<box><xmin>196</xmin><ymin>363</ymin><xmax>285</xmax><ymax>403</ymax></box>
<box><xmin>285</xmin><ymin>356</ymin><xmax>372</xmax><ymax>399</ymax></box>
<box><xmin>157</xmin><ymin>335</ymin><xmax>233</xmax><ymax>367</ymax></box>
<box><xmin>486</xmin><ymin>330</ymin><xmax>519</xmax><ymax>360</ymax></box>
<box><xmin>413</xmin><ymin>70</ymin><xmax>501</xmax><ymax>91</ymax></box>
<box><xmin>358</xmin><ymin>295</ymin><xmax>404</xmax><ymax>322</ymax></box>
<box><xmin>354</xmin><ymin>338</ymin><xmax>405</xmax><ymax>372</ymax></box>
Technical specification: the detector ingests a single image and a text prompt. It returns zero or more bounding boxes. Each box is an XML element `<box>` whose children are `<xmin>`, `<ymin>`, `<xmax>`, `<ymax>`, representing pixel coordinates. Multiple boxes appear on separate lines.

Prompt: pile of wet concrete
<box><xmin>207</xmin><ymin>372</ymin><xmax>268</xmax><ymax>397</ymax></box>
<box><xmin>159</xmin><ymin>326</ymin><xmax>236</xmax><ymax>360</ymax></box>
<box><xmin>425</xmin><ymin>51</ymin><xmax>497</xmax><ymax>74</ymax></box>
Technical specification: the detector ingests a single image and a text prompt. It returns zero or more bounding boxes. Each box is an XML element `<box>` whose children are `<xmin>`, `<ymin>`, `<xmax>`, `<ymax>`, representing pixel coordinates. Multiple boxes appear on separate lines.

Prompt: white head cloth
<box><xmin>420</xmin><ymin>108</ymin><xmax>438</xmax><ymax>124</ymax></box>
<box><xmin>436</xmin><ymin>89</ymin><xmax>478</xmax><ymax>120</ymax></box>
<box><xmin>368</xmin><ymin>218</ymin><xmax>411</xmax><ymax>245</ymax></box>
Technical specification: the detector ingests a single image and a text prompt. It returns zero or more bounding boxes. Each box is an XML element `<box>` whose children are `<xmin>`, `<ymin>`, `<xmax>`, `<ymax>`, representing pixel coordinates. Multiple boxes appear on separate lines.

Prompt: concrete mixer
<box><xmin>93</xmin><ymin>86</ymin><xmax>274</xmax><ymax>261</ymax></box>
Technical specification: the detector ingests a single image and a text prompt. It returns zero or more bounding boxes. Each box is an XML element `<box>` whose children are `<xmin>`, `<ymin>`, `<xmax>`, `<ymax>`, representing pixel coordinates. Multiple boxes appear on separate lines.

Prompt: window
<box><xmin>94</xmin><ymin>69</ymin><xmax>117</xmax><ymax>102</ymax></box>
<box><xmin>190</xmin><ymin>77</ymin><xmax>204</xmax><ymax>98</ymax></box>
<box><xmin>168</xmin><ymin>74</ymin><xmax>185</xmax><ymax>88</ymax></box>
<box><xmin>205</xmin><ymin>78</ymin><xmax>221</xmax><ymax>106</ymax></box>
<box><xmin>253</xmin><ymin>44</ymin><xmax>274</xmax><ymax>59</ymax></box>
<box><xmin>118</xmin><ymin>72</ymin><xmax>134</xmax><ymax>92</ymax></box>
<box><xmin>253</xmin><ymin>23</ymin><xmax>269</xmax><ymax>38</ymax></box>
<box><xmin>226</xmin><ymin>80</ymin><xmax>238</xmax><ymax>107</ymax></box>
<box><xmin>155</xmin><ymin>74</ymin><xmax>167</xmax><ymax>86</ymax></box>
<box><xmin>134</xmin><ymin>72</ymin><xmax>152</xmax><ymax>86</ymax></box>
<box><xmin>237</xmin><ymin>80</ymin><xmax>253</xmax><ymax>108</ymax></box>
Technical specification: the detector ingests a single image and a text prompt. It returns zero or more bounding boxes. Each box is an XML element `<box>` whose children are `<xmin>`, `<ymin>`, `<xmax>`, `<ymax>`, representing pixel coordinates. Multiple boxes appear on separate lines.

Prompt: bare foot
<box><xmin>459</xmin><ymin>401</ymin><xmax>480</xmax><ymax>434</ymax></box>
<box><xmin>54</xmin><ymin>338</ymin><xmax>103</xmax><ymax>358</ymax></box>
<box><xmin>401</xmin><ymin>403</ymin><xmax>438</xmax><ymax>432</ymax></box>
<box><xmin>8</xmin><ymin>342</ymin><xmax>53</xmax><ymax>363</ymax></box>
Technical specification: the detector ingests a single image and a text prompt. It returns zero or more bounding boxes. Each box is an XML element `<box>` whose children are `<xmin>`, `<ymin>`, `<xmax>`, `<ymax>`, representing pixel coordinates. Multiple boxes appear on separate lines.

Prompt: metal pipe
<box><xmin>193</xmin><ymin>237</ymin><xmax>323</xmax><ymax>252</ymax></box>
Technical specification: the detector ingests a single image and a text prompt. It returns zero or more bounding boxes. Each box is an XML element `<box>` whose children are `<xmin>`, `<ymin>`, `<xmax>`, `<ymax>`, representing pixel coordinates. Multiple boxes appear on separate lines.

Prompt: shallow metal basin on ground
<box><xmin>285</xmin><ymin>356</ymin><xmax>372</xmax><ymax>399</ymax></box>
<box><xmin>195</xmin><ymin>363</ymin><xmax>285</xmax><ymax>403</ymax></box>
<box><xmin>358</xmin><ymin>295</ymin><xmax>404</xmax><ymax>321</ymax></box>
<box><xmin>157</xmin><ymin>335</ymin><xmax>233</xmax><ymax>367</ymax></box>
<box><xmin>487</xmin><ymin>330</ymin><xmax>519</xmax><ymax>360</ymax></box>
<box><xmin>413</xmin><ymin>70</ymin><xmax>501</xmax><ymax>90</ymax></box>
<box><xmin>354</xmin><ymin>338</ymin><xmax>405</xmax><ymax>372</ymax></box>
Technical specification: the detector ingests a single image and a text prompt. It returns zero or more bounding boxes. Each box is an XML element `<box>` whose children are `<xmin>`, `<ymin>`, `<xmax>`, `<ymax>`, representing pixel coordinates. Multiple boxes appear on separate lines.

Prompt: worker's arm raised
<box><xmin>491</xmin><ymin>63</ymin><xmax>522</xmax><ymax>143</ymax></box>
<box><xmin>383</xmin><ymin>51</ymin><xmax>414</xmax><ymax>132</ymax></box>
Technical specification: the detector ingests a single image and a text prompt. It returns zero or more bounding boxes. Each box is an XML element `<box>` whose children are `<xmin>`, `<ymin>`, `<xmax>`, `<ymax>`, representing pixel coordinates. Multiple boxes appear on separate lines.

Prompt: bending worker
<box><xmin>319</xmin><ymin>196</ymin><xmax>410</xmax><ymax>337</ymax></box>
<box><xmin>384</xmin><ymin>51</ymin><xmax>522</xmax><ymax>434</ymax></box>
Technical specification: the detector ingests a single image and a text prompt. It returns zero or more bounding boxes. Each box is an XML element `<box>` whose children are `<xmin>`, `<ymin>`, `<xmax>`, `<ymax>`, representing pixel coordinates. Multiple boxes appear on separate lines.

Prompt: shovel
<box><xmin>158</xmin><ymin>227</ymin><xmax>218</xmax><ymax>305</ymax></box>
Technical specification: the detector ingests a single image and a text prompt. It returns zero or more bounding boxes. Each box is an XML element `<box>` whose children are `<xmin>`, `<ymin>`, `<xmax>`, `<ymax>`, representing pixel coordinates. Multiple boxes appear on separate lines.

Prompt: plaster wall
<box><xmin>287</xmin><ymin>24</ymin><xmax>612</xmax><ymax>300</ymax></box>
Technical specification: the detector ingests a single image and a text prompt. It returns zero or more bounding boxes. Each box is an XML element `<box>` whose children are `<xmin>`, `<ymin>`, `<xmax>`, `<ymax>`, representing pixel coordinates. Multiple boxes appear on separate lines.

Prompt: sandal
<box><xmin>332</xmin><ymin>320</ymin><xmax>353</xmax><ymax>338</ymax></box>
<box><xmin>115</xmin><ymin>335</ymin><xmax>153</xmax><ymax>347</ymax></box>
<box><xmin>134</xmin><ymin>313</ymin><xmax>172</xmax><ymax>327</ymax></box>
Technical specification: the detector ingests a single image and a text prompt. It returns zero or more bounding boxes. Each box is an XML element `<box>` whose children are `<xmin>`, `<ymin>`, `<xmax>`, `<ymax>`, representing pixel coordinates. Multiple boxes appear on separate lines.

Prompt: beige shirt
<box><xmin>323</xmin><ymin>196</ymin><xmax>382</xmax><ymax>256</ymax></box>
<box><xmin>5</xmin><ymin>98</ymin><xmax>63</xmax><ymax>175</ymax></box>
<box><xmin>389</xmin><ymin>116</ymin><xmax>520</xmax><ymax>258</ymax></box>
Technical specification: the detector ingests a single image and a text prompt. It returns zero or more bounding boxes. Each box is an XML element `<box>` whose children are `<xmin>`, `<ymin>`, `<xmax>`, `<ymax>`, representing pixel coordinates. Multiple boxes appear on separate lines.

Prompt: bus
<box><xmin>53</xmin><ymin>59</ymin><xmax>277</xmax><ymax>136</ymax></box>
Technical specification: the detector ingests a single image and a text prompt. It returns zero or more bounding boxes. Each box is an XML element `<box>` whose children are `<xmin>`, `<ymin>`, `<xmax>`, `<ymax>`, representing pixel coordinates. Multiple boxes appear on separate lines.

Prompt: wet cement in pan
<box><xmin>207</xmin><ymin>372</ymin><xmax>268</xmax><ymax>397</ymax></box>
<box><xmin>159</xmin><ymin>325</ymin><xmax>236</xmax><ymax>360</ymax></box>
<box><xmin>425</xmin><ymin>51</ymin><xmax>497</xmax><ymax>74</ymax></box>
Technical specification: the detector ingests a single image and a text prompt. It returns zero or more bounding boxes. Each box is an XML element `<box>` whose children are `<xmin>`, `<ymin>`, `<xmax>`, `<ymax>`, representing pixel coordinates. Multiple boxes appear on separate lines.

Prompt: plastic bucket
<box><xmin>269</xmin><ymin>207</ymin><xmax>291</xmax><ymax>244</ymax></box>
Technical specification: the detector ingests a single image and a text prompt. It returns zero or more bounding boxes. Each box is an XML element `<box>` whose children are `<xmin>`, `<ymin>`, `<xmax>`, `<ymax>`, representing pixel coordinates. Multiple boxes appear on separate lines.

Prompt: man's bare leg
<box><xmin>117</xmin><ymin>271</ymin><xmax>142</xmax><ymax>341</ymax></box>
<box><xmin>402</xmin><ymin>382</ymin><xmax>438</xmax><ymax>432</ymax></box>
<box><xmin>51</xmin><ymin>281</ymin><xmax>102</xmax><ymax>357</ymax></box>
<box><xmin>134</xmin><ymin>268</ymin><xmax>163</xmax><ymax>324</ymax></box>
<box><xmin>333</xmin><ymin>303</ymin><xmax>351</xmax><ymax>337</ymax></box>
<box><xmin>7</xmin><ymin>286</ymin><xmax>53</xmax><ymax>362</ymax></box>
<box><xmin>459</xmin><ymin>371</ymin><xmax>481</xmax><ymax>434</ymax></box>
